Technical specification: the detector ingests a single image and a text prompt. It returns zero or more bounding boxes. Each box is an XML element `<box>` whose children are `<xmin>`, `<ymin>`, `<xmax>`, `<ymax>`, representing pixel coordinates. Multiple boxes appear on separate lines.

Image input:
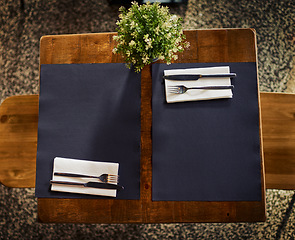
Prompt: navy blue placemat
<box><xmin>35</xmin><ymin>63</ymin><xmax>141</xmax><ymax>199</ymax></box>
<box><xmin>152</xmin><ymin>62</ymin><xmax>262</xmax><ymax>201</ymax></box>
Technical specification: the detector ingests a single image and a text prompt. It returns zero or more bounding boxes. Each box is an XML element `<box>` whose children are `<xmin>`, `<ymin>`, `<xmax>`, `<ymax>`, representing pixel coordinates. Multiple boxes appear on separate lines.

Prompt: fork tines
<box><xmin>168</xmin><ymin>86</ymin><xmax>184</xmax><ymax>94</ymax></box>
<box><xmin>106</xmin><ymin>174</ymin><xmax>119</xmax><ymax>182</ymax></box>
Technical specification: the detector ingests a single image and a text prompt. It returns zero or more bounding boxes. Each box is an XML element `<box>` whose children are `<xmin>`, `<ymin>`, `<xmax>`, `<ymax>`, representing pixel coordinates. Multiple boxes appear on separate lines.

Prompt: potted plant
<box><xmin>112</xmin><ymin>1</ymin><xmax>190</xmax><ymax>72</ymax></box>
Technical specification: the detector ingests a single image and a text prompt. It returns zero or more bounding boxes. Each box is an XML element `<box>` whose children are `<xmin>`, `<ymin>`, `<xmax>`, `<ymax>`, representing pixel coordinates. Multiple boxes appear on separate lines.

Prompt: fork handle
<box><xmin>189</xmin><ymin>85</ymin><xmax>234</xmax><ymax>90</ymax></box>
<box><xmin>54</xmin><ymin>172</ymin><xmax>97</xmax><ymax>178</ymax></box>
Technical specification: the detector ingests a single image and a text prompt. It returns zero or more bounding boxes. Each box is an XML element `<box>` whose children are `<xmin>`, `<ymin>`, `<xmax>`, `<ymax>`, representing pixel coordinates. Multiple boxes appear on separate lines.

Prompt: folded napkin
<box><xmin>51</xmin><ymin>157</ymin><xmax>119</xmax><ymax>197</ymax></box>
<box><xmin>164</xmin><ymin>66</ymin><xmax>233</xmax><ymax>103</ymax></box>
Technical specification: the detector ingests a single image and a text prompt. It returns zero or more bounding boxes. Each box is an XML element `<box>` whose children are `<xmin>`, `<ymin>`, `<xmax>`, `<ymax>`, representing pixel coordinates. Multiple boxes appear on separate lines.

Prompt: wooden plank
<box><xmin>2</xmin><ymin>92</ymin><xmax>294</xmax><ymax>191</ymax></box>
<box><xmin>0</xmin><ymin>95</ymin><xmax>38</xmax><ymax>187</ymax></box>
<box><xmin>260</xmin><ymin>92</ymin><xmax>295</xmax><ymax>189</ymax></box>
<box><xmin>0</xmin><ymin>29</ymin><xmax>267</xmax><ymax>223</ymax></box>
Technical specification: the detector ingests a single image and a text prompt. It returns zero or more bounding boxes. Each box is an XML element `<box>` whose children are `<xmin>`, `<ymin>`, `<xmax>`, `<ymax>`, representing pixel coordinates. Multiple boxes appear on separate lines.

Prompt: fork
<box><xmin>168</xmin><ymin>85</ymin><xmax>234</xmax><ymax>94</ymax></box>
<box><xmin>54</xmin><ymin>172</ymin><xmax>119</xmax><ymax>184</ymax></box>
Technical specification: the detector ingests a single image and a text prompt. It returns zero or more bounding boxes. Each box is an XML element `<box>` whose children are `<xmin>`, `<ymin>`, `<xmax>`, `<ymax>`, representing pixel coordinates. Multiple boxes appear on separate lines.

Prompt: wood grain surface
<box><xmin>0</xmin><ymin>29</ymin><xmax>269</xmax><ymax>223</ymax></box>
<box><xmin>2</xmin><ymin>93</ymin><xmax>294</xmax><ymax>188</ymax></box>
<box><xmin>0</xmin><ymin>95</ymin><xmax>38</xmax><ymax>188</ymax></box>
<box><xmin>261</xmin><ymin>92</ymin><xmax>295</xmax><ymax>189</ymax></box>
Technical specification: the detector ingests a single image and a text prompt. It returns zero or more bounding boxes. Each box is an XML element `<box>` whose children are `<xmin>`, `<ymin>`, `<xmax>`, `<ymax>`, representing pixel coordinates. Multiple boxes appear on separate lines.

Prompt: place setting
<box><xmin>50</xmin><ymin>157</ymin><xmax>123</xmax><ymax>198</ymax></box>
<box><xmin>163</xmin><ymin>66</ymin><xmax>236</xmax><ymax>103</ymax></box>
<box><xmin>35</xmin><ymin>63</ymin><xmax>141</xmax><ymax>200</ymax></box>
<box><xmin>152</xmin><ymin>62</ymin><xmax>262</xmax><ymax>202</ymax></box>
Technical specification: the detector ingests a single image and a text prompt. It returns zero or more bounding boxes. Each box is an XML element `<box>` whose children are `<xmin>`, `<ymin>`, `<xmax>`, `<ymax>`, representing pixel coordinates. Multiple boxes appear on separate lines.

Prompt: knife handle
<box><xmin>54</xmin><ymin>172</ymin><xmax>96</xmax><ymax>178</ymax></box>
<box><xmin>201</xmin><ymin>73</ymin><xmax>236</xmax><ymax>78</ymax></box>
<box><xmin>50</xmin><ymin>180</ymin><xmax>84</xmax><ymax>186</ymax></box>
<box><xmin>50</xmin><ymin>180</ymin><xmax>124</xmax><ymax>191</ymax></box>
<box><xmin>164</xmin><ymin>73</ymin><xmax>236</xmax><ymax>81</ymax></box>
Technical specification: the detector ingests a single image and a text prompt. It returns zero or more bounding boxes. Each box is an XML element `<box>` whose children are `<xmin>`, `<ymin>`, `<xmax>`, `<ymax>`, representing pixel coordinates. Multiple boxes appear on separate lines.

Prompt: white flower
<box><xmin>131</xmin><ymin>31</ymin><xmax>138</xmax><ymax>37</ymax></box>
<box><xmin>144</xmin><ymin>35</ymin><xmax>153</xmax><ymax>50</ymax></box>
<box><xmin>162</xmin><ymin>21</ymin><xmax>172</xmax><ymax>29</ymax></box>
<box><xmin>170</xmin><ymin>15</ymin><xmax>178</xmax><ymax>22</ymax></box>
<box><xmin>129</xmin><ymin>40</ymin><xmax>136</xmax><ymax>47</ymax></box>
<box><xmin>155</xmin><ymin>26</ymin><xmax>160</xmax><ymax>35</ymax></box>
<box><xmin>142</xmin><ymin>55</ymin><xmax>149</xmax><ymax>64</ymax></box>
<box><xmin>145</xmin><ymin>40</ymin><xmax>152</xmax><ymax>50</ymax></box>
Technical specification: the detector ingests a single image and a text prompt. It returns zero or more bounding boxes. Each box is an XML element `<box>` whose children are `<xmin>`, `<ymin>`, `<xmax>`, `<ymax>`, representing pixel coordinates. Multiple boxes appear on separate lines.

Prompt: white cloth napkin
<box><xmin>164</xmin><ymin>66</ymin><xmax>233</xmax><ymax>103</ymax></box>
<box><xmin>51</xmin><ymin>157</ymin><xmax>119</xmax><ymax>197</ymax></box>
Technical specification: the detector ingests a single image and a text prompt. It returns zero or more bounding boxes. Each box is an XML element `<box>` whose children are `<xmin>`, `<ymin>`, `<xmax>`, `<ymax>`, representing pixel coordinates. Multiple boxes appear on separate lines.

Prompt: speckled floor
<box><xmin>184</xmin><ymin>0</ymin><xmax>295</xmax><ymax>93</ymax></box>
<box><xmin>1</xmin><ymin>0</ymin><xmax>295</xmax><ymax>239</ymax></box>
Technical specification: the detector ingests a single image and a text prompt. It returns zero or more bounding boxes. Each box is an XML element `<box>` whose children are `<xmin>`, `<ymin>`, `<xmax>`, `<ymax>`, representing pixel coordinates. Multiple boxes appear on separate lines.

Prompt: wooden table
<box><xmin>36</xmin><ymin>29</ymin><xmax>266</xmax><ymax>223</ymax></box>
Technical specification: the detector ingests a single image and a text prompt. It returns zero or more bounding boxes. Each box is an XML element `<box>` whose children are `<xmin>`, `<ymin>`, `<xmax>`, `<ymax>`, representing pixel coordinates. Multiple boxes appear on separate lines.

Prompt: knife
<box><xmin>50</xmin><ymin>180</ymin><xmax>124</xmax><ymax>191</ymax></box>
<box><xmin>163</xmin><ymin>73</ymin><xmax>236</xmax><ymax>81</ymax></box>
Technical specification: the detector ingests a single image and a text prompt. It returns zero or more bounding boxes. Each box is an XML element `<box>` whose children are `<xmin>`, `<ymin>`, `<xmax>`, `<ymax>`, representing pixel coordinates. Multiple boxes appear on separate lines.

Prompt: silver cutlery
<box><xmin>163</xmin><ymin>73</ymin><xmax>236</xmax><ymax>81</ymax></box>
<box><xmin>54</xmin><ymin>172</ymin><xmax>119</xmax><ymax>184</ymax></box>
<box><xmin>50</xmin><ymin>180</ymin><xmax>124</xmax><ymax>191</ymax></box>
<box><xmin>168</xmin><ymin>85</ymin><xmax>234</xmax><ymax>94</ymax></box>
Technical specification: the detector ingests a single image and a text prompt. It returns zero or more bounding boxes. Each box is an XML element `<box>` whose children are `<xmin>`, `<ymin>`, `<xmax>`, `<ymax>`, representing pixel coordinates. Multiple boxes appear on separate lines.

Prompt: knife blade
<box><xmin>163</xmin><ymin>73</ymin><xmax>236</xmax><ymax>81</ymax></box>
<box><xmin>50</xmin><ymin>180</ymin><xmax>124</xmax><ymax>191</ymax></box>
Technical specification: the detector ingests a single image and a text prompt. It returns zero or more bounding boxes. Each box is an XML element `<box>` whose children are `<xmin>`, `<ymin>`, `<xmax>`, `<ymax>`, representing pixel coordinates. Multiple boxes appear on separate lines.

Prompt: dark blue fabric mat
<box><xmin>35</xmin><ymin>63</ymin><xmax>141</xmax><ymax>199</ymax></box>
<box><xmin>152</xmin><ymin>62</ymin><xmax>262</xmax><ymax>201</ymax></box>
